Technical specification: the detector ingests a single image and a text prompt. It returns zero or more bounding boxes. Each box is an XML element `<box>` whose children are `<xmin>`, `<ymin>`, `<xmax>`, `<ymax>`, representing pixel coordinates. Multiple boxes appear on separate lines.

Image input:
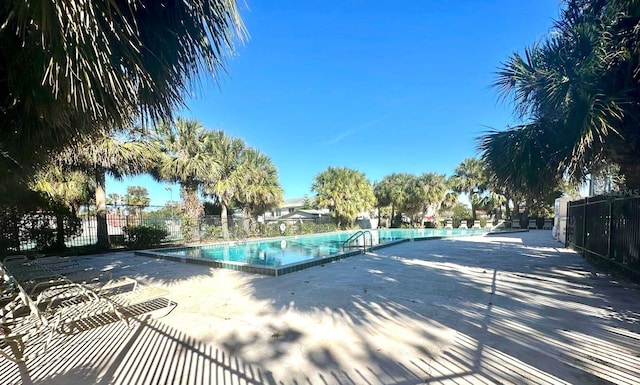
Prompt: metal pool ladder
<box><xmin>342</xmin><ymin>230</ymin><xmax>373</xmax><ymax>252</ymax></box>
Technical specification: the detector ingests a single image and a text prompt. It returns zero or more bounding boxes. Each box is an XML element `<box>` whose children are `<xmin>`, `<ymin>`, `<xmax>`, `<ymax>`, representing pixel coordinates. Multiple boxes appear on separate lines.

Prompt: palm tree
<box><xmin>374</xmin><ymin>173</ymin><xmax>414</xmax><ymax>228</ymax></box>
<box><xmin>450</xmin><ymin>158</ymin><xmax>488</xmax><ymax>222</ymax></box>
<box><xmin>482</xmin><ymin>0</ymin><xmax>640</xmax><ymax>190</ymax></box>
<box><xmin>478</xmin><ymin>126</ymin><xmax>563</xmax><ymax>203</ymax></box>
<box><xmin>442</xmin><ymin>191</ymin><xmax>459</xmax><ymax>211</ymax></box>
<box><xmin>237</xmin><ymin>148</ymin><xmax>284</xmax><ymax>224</ymax></box>
<box><xmin>312</xmin><ymin>167</ymin><xmax>376</xmax><ymax>228</ymax></box>
<box><xmin>202</xmin><ymin>131</ymin><xmax>246</xmax><ymax>241</ymax></box>
<box><xmin>416</xmin><ymin>173</ymin><xmax>448</xmax><ymax>223</ymax></box>
<box><xmin>400</xmin><ymin>173</ymin><xmax>447</xmax><ymax>225</ymax></box>
<box><xmin>1</xmin><ymin>1</ymin><xmax>246</xmax><ymax>199</ymax></box>
<box><xmin>154</xmin><ymin>119</ymin><xmax>217</xmax><ymax>243</ymax></box>
<box><xmin>60</xmin><ymin>130</ymin><xmax>159</xmax><ymax>249</ymax></box>
<box><xmin>480</xmin><ymin>191</ymin><xmax>507</xmax><ymax>220</ymax></box>
<box><xmin>124</xmin><ymin>186</ymin><xmax>151</xmax><ymax>217</ymax></box>
<box><xmin>32</xmin><ymin>166</ymin><xmax>94</xmax><ymax>250</ymax></box>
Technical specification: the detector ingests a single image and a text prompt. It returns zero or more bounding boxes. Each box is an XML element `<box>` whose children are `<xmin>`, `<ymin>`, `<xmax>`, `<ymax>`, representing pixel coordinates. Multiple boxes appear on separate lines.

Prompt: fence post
<box><xmin>581</xmin><ymin>197</ymin><xmax>587</xmax><ymax>251</ymax></box>
<box><xmin>607</xmin><ymin>198</ymin><xmax>613</xmax><ymax>260</ymax></box>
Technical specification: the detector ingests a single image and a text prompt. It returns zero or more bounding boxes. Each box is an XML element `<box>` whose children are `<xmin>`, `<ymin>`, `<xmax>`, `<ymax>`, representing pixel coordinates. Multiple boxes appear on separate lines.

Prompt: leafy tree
<box><xmin>0</xmin><ymin>0</ymin><xmax>246</xmax><ymax>202</ymax></box>
<box><xmin>301</xmin><ymin>196</ymin><xmax>314</xmax><ymax>210</ymax></box>
<box><xmin>449</xmin><ymin>158</ymin><xmax>488</xmax><ymax>222</ymax></box>
<box><xmin>450</xmin><ymin>202</ymin><xmax>473</xmax><ymax>228</ymax></box>
<box><xmin>480</xmin><ymin>0</ymin><xmax>640</xmax><ymax>192</ymax></box>
<box><xmin>311</xmin><ymin>167</ymin><xmax>375</xmax><ymax>228</ymax></box>
<box><xmin>146</xmin><ymin>201</ymin><xmax>181</xmax><ymax>222</ymax></box>
<box><xmin>107</xmin><ymin>194</ymin><xmax>123</xmax><ymax>206</ymax></box>
<box><xmin>124</xmin><ymin>186</ymin><xmax>151</xmax><ymax>216</ymax></box>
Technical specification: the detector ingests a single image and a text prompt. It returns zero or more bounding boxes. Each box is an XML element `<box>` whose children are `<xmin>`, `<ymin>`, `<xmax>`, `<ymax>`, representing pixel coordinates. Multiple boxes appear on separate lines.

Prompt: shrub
<box><xmin>230</xmin><ymin>226</ymin><xmax>248</xmax><ymax>240</ymax></box>
<box><xmin>122</xmin><ymin>225</ymin><xmax>168</xmax><ymax>249</ymax></box>
<box><xmin>180</xmin><ymin>216</ymin><xmax>199</xmax><ymax>243</ymax></box>
<box><xmin>202</xmin><ymin>225</ymin><xmax>223</xmax><ymax>241</ymax></box>
<box><xmin>298</xmin><ymin>221</ymin><xmax>316</xmax><ymax>234</ymax></box>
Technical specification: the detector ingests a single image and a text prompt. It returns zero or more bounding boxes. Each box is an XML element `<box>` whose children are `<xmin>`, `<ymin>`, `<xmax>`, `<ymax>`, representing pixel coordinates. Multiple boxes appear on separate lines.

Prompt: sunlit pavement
<box><xmin>3</xmin><ymin>231</ymin><xmax>640</xmax><ymax>384</ymax></box>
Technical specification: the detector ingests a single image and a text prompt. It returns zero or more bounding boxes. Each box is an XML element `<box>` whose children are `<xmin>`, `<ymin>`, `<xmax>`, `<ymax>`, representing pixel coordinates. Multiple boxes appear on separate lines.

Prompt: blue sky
<box><xmin>108</xmin><ymin>0</ymin><xmax>562</xmax><ymax>206</ymax></box>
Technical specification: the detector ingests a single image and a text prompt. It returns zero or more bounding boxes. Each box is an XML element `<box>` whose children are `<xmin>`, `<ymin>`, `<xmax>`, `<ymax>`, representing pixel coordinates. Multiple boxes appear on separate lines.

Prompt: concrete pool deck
<box><xmin>2</xmin><ymin>231</ymin><xmax>640</xmax><ymax>384</ymax></box>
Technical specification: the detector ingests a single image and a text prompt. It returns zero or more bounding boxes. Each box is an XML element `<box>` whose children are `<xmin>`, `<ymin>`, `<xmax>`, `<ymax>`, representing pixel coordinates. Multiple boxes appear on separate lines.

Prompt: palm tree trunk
<box><xmin>95</xmin><ymin>168</ymin><xmax>110</xmax><ymax>250</ymax></box>
<box><xmin>471</xmin><ymin>203</ymin><xmax>477</xmax><ymax>222</ymax></box>
<box><xmin>180</xmin><ymin>184</ymin><xmax>202</xmax><ymax>243</ymax></box>
<box><xmin>221</xmin><ymin>202</ymin><xmax>229</xmax><ymax>241</ymax></box>
<box><xmin>55</xmin><ymin>212</ymin><xmax>66</xmax><ymax>250</ymax></box>
<box><xmin>390</xmin><ymin>203</ymin><xmax>395</xmax><ymax>228</ymax></box>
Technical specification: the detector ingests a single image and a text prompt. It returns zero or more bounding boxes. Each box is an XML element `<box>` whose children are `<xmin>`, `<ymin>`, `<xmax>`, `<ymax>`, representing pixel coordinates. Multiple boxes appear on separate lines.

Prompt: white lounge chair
<box><xmin>511</xmin><ymin>220</ymin><xmax>521</xmax><ymax>229</ymax></box>
<box><xmin>528</xmin><ymin>219</ymin><xmax>537</xmax><ymax>229</ymax></box>
<box><xmin>459</xmin><ymin>221</ymin><xmax>468</xmax><ymax>229</ymax></box>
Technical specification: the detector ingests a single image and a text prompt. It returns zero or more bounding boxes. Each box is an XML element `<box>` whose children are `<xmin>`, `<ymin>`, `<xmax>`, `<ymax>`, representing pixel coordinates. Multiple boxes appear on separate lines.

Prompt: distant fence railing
<box><xmin>0</xmin><ymin>209</ymin><xmax>243</xmax><ymax>254</ymax></box>
<box><xmin>1</xmin><ymin>205</ymin><xmax>339</xmax><ymax>255</ymax></box>
<box><xmin>567</xmin><ymin>195</ymin><xmax>640</xmax><ymax>278</ymax></box>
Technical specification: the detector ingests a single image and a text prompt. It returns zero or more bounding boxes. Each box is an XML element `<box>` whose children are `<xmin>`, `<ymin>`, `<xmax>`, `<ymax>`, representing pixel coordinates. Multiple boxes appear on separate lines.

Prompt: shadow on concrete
<box><xmin>4</xmin><ymin>232</ymin><xmax>639</xmax><ymax>384</ymax></box>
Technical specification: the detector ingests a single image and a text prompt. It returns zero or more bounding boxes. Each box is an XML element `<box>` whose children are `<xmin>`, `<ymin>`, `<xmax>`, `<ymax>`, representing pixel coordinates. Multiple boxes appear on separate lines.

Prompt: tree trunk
<box><xmin>471</xmin><ymin>203</ymin><xmax>477</xmax><ymax>222</ymax></box>
<box><xmin>95</xmin><ymin>168</ymin><xmax>110</xmax><ymax>250</ymax></box>
<box><xmin>390</xmin><ymin>203</ymin><xmax>396</xmax><ymax>228</ymax></box>
<box><xmin>180</xmin><ymin>184</ymin><xmax>202</xmax><ymax>243</ymax></box>
<box><xmin>505</xmin><ymin>198</ymin><xmax>511</xmax><ymax>220</ymax></box>
<box><xmin>55</xmin><ymin>212</ymin><xmax>66</xmax><ymax>250</ymax></box>
<box><xmin>221</xmin><ymin>203</ymin><xmax>229</xmax><ymax>241</ymax></box>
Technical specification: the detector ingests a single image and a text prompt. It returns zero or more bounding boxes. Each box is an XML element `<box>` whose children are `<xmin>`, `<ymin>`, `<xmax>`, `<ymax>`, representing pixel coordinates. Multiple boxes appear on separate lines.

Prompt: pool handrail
<box><xmin>342</xmin><ymin>230</ymin><xmax>373</xmax><ymax>251</ymax></box>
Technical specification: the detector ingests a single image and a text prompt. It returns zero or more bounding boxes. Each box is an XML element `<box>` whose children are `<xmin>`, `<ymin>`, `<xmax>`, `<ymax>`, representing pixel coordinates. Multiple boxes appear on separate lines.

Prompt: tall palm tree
<box><xmin>1</xmin><ymin>1</ymin><xmax>246</xmax><ymax>198</ymax></box>
<box><xmin>401</xmin><ymin>173</ymin><xmax>447</xmax><ymax>225</ymax></box>
<box><xmin>374</xmin><ymin>173</ymin><xmax>414</xmax><ymax>228</ymax></box>
<box><xmin>237</xmin><ymin>148</ymin><xmax>284</xmax><ymax>224</ymax></box>
<box><xmin>154</xmin><ymin>119</ymin><xmax>217</xmax><ymax>243</ymax></box>
<box><xmin>450</xmin><ymin>158</ymin><xmax>488</xmax><ymax>222</ymax></box>
<box><xmin>417</xmin><ymin>173</ymin><xmax>448</xmax><ymax>223</ymax></box>
<box><xmin>61</xmin><ymin>130</ymin><xmax>159</xmax><ymax>249</ymax></box>
<box><xmin>202</xmin><ymin>131</ymin><xmax>246</xmax><ymax>241</ymax></box>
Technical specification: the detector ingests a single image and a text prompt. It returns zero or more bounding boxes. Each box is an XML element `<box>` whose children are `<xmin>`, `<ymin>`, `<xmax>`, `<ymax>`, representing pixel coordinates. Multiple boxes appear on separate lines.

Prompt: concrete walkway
<box><xmin>2</xmin><ymin>231</ymin><xmax>640</xmax><ymax>384</ymax></box>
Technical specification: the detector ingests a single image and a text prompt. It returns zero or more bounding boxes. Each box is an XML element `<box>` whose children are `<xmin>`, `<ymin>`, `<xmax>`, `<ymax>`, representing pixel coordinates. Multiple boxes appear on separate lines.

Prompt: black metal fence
<box><xmin>0</xmin><ymin>210</ymin><xmax>243</xmax><ymax>254</ymax></box>
<box><xmin>1</xmin><ymin>204</ymin><xmax>340</xmax><ymax>255</ymax></box>
<box><xmin>567</xmin><ymin>195</ymin><xmax>640</xmax><ymax>277</ymax></box>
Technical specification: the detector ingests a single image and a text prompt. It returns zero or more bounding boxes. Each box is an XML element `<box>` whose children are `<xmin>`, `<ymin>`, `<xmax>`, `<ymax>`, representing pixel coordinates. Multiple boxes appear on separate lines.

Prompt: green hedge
<box><xmin>122</xmin><ymin>225</ymin><xmax>168</xmax><ymax>249</ymax></box>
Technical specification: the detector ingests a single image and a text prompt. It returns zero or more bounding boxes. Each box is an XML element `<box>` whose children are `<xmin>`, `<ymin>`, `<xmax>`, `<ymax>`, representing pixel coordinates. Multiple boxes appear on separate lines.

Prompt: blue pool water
<box><xmin>377</xmin><ymin>228</ymin><xmax>487</xmax><ymax>241</ymax></box>
<box><xmin>156</xmin><ymin>228</ymin><xmax>488</xmax><ymax>268</ymax></box>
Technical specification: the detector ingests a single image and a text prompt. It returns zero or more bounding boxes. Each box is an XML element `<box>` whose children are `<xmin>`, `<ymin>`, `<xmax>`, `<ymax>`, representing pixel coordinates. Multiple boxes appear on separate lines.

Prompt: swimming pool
<box><xmin>135</xmin><ymin>228</ymin><xmax>490</xmax><ymax>276</ymax></box>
